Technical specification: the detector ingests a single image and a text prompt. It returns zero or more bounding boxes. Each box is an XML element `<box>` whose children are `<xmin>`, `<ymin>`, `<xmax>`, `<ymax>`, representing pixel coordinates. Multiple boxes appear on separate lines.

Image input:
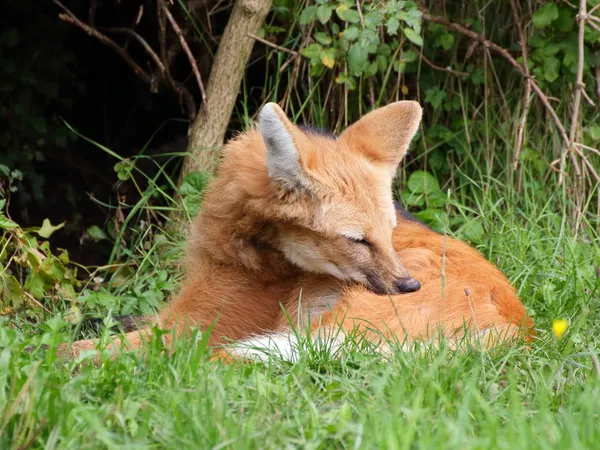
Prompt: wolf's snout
<box><xmin>394</xmin><ymin>277</ymin><xmax>421</xmax><ymax>293</ymax></box>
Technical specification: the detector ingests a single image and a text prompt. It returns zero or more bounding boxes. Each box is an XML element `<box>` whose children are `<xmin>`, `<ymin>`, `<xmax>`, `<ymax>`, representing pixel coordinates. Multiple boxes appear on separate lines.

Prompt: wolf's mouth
<box><xmin>365</xmin><ymin>273</ymin><xmax>421</xmax><ymax>295</ymax></box>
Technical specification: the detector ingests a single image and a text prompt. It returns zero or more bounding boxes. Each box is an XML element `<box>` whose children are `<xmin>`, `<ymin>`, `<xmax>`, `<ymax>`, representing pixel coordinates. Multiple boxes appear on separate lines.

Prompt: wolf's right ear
<box><xmin>259</xmin><ymin>103</ymin><xmax>311</xmax><ymax>192</ymax></box>
<box><xmin>339</xmin><ymin>101</ymin><xmax>422</xmax><ymax>176</ymax></box>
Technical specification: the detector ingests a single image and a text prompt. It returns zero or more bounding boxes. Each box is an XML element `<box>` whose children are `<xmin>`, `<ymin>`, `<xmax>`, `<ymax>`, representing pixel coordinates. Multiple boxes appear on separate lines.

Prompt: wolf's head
<box><xmin>245</xmin><ymin>101</ymin><xmax>423</xmax><ymax>295</ymax></box>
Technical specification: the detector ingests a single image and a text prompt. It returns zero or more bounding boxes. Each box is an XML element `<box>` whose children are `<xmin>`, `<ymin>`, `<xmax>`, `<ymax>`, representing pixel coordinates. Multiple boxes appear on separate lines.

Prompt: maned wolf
<box><xmin>59</xmin><ymin>101</ymin><xmax>534</xmax><ymax>362</ymax></box>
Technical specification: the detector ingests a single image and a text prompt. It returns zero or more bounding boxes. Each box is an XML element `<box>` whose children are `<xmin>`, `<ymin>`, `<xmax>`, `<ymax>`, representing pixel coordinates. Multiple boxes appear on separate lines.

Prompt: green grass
<box><xmin>2</xmin><ymin>175</ymin><xmax>599</xmax><ymax>450</ymax></box>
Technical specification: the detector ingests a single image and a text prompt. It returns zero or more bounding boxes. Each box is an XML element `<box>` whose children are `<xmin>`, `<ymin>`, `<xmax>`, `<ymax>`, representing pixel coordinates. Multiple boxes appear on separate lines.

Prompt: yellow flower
<box><xmin>552</xmin><ymin>319</ymin><xmax>569</xmax><ymax>339</ymax></box>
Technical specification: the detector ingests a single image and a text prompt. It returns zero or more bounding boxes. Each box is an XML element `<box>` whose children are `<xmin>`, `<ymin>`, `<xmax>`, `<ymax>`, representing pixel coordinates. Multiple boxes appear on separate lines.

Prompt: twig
<box><xmin>54</xmin><ymin>0</ymin><xmax>152</xmax><ymax>84</ymax></box>
<box><xmin>419</xmin><ymin>6</ymin><xmax>575</xmax><ymax>176</ymax></box>
<box><xmin>589</xmin><ymin>2</ymin><xmax>600</xmax><ymax>17</ymax></box>
<box><xmin>573</xmin><ymin>145</ymin><xmax>600</xmax><ymax>182</ymax></box>
<box><xmin>23</xmin><ymin>291</ymin><xmax>51</xmax><ymax>315</ymax></box>
<box><xmin>247</xmin><ymin>33</ymin><xmax>299</xmax><ymax>56</ymax></box>
<box><xmin>355</xmin><ymin>0</ymin><xmax>365</xmax><ymax>28</ymax></box>
<box><xmin>581</xmin><ymin>87</ymin><xmax>595</xmax><ymax>106</ymax></box>
<box><xmin>576</xmin><ymin>143</ymin><xmax>600</xmax><ymax>157</ymax></box>
<box><xmin>563</xmin><ymin>0</ymin><xmax>588</xmax><ymax>184</ymax></box>
<box><xmin>510</xmin><ymin>0</ymin><xmax>532</xmax><ymax>169</ymax></box>
<box><xmin>161</xmin><ymin>1</ymin><xmax>208</xmax><ymax>117</ymax></box>
<box><xmin>101</xmin><ymin>27</ymin><xmax>166</xmax><ymax>74</ymax></box>
<box><xmin>420</xmin><ymin>53</ymin><xmax>468</xmax><ymax>77</ymax></box>
<box><xmin>587</xmin><ymin>16</ymin><xmax>600</xmax><ymax>32</ymax></box>
<box><xmin>353</xmin><ymin>0</ymin><xmax>375</xmax><ymax>106</ymax></box>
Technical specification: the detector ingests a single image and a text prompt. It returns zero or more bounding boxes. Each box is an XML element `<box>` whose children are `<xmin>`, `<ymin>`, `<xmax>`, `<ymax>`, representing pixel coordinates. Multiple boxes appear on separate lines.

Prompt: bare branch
<box><xmin>247</xmin><ymin>33</ymin><xmax>299</xmax><ymax>56</ymax></box>
<box><xmin>54</xmin><ymin>0</ymin><xmax>152</xmax><ymax>85</ymax></box>
<box><xmin>161</xmin><ymin>1</ymin><xmax>208</xmax><ymax>116</ymax></box>
<box><xmin>420</xmin><ymin>53</ymin><xmax>468</xmax><ymax>77</ymax></box>
<box><xmin>563</xmin><ymin>0</ymin><xmax>587</xmax><ymax>184</ymax></box>
<box><xmin>102</xmin><ymin>27</ymin><xmax>166</xmax><ymax>74</ymax></box>
<box><xmin>510</xmin><ymin>0</ymin><xmax>532</xmax><ymax>169</ymax></box>
<box><xmin>419</xmin><ymin>6</ymin><xmax>572</xmax><ymax>169</ymax></box>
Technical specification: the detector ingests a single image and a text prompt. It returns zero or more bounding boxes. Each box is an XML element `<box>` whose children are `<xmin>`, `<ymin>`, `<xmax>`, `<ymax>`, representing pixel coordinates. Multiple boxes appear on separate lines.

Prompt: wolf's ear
<box><xmin>339</xmin><ymin>101</ymin><xmax>422</xmax><ymax>176</ymax></box>
<box><xmin>259</xmin><ymin>102</ymin><xmax>312</xmax><ymax>192</ymax></box>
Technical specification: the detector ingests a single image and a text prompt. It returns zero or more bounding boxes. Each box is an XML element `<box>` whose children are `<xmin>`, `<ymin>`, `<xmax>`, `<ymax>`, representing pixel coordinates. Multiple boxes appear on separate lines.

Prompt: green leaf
<box><xmin>179</xmin><ymin>171</ymin><xmax>212</xmax><ymax>196</ymax></box>
<box><xmin>317</xmin><ymin>4</ymin><xmax>332</xmax><ymax>24</ymax></box>
<box><xmin>359</xmin><ymin>28</ymin><xmax>380</xmax><ymax>49</ymax></box>
<box><xmin>403</xmin><ymin>8</ymin><xmax>423</xmax><ymax>31</ymax></box>
<box><xmin>0</xmin><ymin>272</ymin><xmax>26</xmax><ymax>313</ymax></box>
<box><xmin>533</xmin><ymin>3</ymin><xmax>558</xmax><ymax>29</ymax></box>
<box><xmin>424</xmin><ymin>87</ymin><xmax>447</xmax><ymax>110</ymax></box>
<box><xmin>336</xmin><ymin>5</ymin><xmax>361</xmax><ymax>23</ymax></box>
<box><xmin>36</xmin><ymin>218</ymin><xmax>65</xmax><ymax>239</ymax></box>
<box><xmin>0</xmin><ymin>216</ymin><xmax>18</xmax><ymax>230</ymax></box>
<box><xmin>413</xmin><ymin>209</ymin><xmax>447</xmax><ymax>231</ymax></box>
<box><xmin>25</xmin><ymin>271</ymin><xmax>47</xmax><ymax>300</ymax></box>
<box><xmin>320</xmin><ymin>48</ymin><xmax>337</xmax><ymax>68</ymax></box>
<box><xmin>402</xmin><ymin>50</ymin><xmax>418</xmax><ymax>63</ymax></box>
<box><xmin>314</xmin><ymin>32</ymin><xmax>332</xmax><ymax>45</ymax></box>
<box><xmin>401</xmin><ymin>189</ymin><xmax>425</xmax><ymax>207</ymax></box>
<box><xmin>403</xmin><ymin>28</ymin><xmax>423</xmax><ymax>46</ymax></box>
<box><xmin>554</xmin><ymin>7</ymin><xmax>574</xmax><ymax>32</ymax></box>
<box><xmin>529</xmin><ymin>34</ymin><xmax>547</xmax><ymax>48</ymax></box>
<box><xmin>342</xmin><ymin>26</ymin><xmax>360</xmax><ymax>41</ymax></box>
<box><xmin>347</xmin><ymin>43</ymin><xmax>369</xmax><ymax>75</ymax></box>
<box><xmin>387</xmin><ymin>17</ymin><xmax>400</xmax><ymax>36</ymax></box>
<box><xmin>299</xmin><ymin>5</ymin><xmax>318</xmax><ymax>25</ymax></box>
<box><xmin>301</xmin><ymin>43</ymin><xmax>323</xmax><ymax>60</ymax></box>
<box><xmin>179</xmin><ymin>170</ymin><xmax>212</xmax><ymax>216</ymax></box>
<box><xmin>114</xmin><ymin>159</ymin><xmax>134</xmax><ymax>181</ymax></box>
<box><xmin>86</xmin><ymin>225</ymin><xmax>108</xmax><ymax>242</ymax></box>
<box><xmin>542</xmin><ymin>56</ymin><xmax>560</xmax><ymax>82</ymax></box>
<box><xmin>0</xmin><ymin>199</ymin><xmax>17</xmax><ymax>230</ymax></box>
<box><xmin>584</xmin><ymin>125</ymin><xmax>600</xmax><ymax>142</ymax></box>
<box><xmin>426</xmin><ymin>191</ymin><xmax>447</xmax><ymax>209</ymax></box>
<box><xmin>407</xmin><ymin>171</ymin><xmax>441</xmax><ymax>195</ymax></box>
<box><xmin>334</xmin><ymin>73</ymin><xmax>357</xmax><ymax>90</ymax></box>
<box><xmin>439</xmin><ymin>33</ymin><xmax>455</xmax><ymax>50</ymax></box>
<box><xmin>459</xmin><ymin>220</ymin><xmax>485</xmax><ymax>243</ymax></box>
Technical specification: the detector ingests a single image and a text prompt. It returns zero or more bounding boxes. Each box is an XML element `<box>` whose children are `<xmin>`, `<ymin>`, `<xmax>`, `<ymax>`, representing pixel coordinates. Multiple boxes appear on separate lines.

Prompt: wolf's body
<box><xmin>59</xmin><ymin>101</ymin><xmax>533</xmax><ymax>362</ymax></box>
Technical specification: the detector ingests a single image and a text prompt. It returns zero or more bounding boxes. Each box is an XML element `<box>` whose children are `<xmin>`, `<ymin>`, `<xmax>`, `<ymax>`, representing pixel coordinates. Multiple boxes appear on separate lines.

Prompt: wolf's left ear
<box><xmin>339</xmin><ymin>101</ymin><xmax>422</xmax><ymax>176</ymax></box>
<box><xmin>259</xmin><ymin>102</ymin><xmax>312</xmax><ymax>192</ymax></box>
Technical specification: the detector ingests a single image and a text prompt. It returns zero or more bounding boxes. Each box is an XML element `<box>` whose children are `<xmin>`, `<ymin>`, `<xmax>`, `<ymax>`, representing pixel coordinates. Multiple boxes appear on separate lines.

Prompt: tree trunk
<box><xmin>181</xmin><ymin>0</ymin><xmax>273</xmax><ymax>179</ymax></box>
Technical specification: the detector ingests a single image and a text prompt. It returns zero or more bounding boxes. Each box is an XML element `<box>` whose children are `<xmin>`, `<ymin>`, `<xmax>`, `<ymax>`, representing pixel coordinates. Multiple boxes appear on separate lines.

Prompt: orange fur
<box><xmin>58</xmin><ymin>101</ymin><xmax>534</xmax><ymax>363</ymax></box>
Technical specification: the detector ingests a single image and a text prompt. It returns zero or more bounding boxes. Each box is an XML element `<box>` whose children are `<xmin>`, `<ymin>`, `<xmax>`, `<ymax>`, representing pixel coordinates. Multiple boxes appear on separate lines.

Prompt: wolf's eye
<box><xmin>346</xmin><ymin>236</ymin><xmax>373</xmax><ymax>247</ymax></box>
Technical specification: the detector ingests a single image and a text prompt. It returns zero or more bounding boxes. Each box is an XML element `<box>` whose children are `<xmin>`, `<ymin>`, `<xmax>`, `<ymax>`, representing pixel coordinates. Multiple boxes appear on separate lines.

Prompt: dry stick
<box><xmin>353</xmin><ymin>0</ymin><xmax>375</xmax><ymax>107</ymax></box>
<box><xmin>510</xmin><ymin>0</ymin><xmax>532</xmax><ymax>170</ymax></box>
<box><xmin>154</xmin><ymin>1</ymin><xmax>193</xmax><ymax>114</ymax></box>
<box><xmin>55</xmin><ymin>0</ymin><xmax>196</xmax><ymax>116</ymax></box>
<box><xmin>564</xmin><ymin>0</ymin><xmax>588</xmax><ymax>184</ymax></box>
<box><xmin>246</xmin><ymin>33</ymin><xmax>299</xmax><ymax>56</ymax></box>
<box><xmin>54</xmin><ymin>1</ymin><xmax>152</xmax><ymax>84</ymax></box>
<box><xmin>420</xmin><ymin>53</ymin><xmax>468</xmax><ymax>77</ymax></box>
<box><xmin>161</xmin><ymin>2</ymin><xmax>208</xmax><ymax>116</ymax></box>
<box><xmin>420</xmin><ymin>8</ymin><xmax>581</xmax><ymax>180</ymax></box>
<box><xmin>23</xmin><ymin>291</ymin><xmax>51</xmax><ymax>315</ymax></box>
<box><xmin>101</xmin><ymin>27</ymin><xmax>167</xmax><ymax>74</ymax></box>
<box><xmin>577</xmin><ymin>143</ymin><xmax>600</xmax><ymax>157</ymax></box>
<box><xmin>581</xmin><ymin>87</ymin><xmax>596</xmax><ymax>106</ymax></box>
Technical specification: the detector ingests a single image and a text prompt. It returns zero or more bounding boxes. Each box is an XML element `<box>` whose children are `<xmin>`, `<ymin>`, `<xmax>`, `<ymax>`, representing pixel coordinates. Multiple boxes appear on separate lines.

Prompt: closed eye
<box><xmin>345</xmin><ymin>236</ymin><xmax>373</xmax><ymax>247</ymax></box>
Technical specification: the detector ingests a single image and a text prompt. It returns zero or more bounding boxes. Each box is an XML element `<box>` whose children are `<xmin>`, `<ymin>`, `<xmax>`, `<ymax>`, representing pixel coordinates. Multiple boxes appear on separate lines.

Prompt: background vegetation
<box><xmin>1</xmin><ymin>0</ymin><xmax>600</xmax><ymax>448</ymax></box>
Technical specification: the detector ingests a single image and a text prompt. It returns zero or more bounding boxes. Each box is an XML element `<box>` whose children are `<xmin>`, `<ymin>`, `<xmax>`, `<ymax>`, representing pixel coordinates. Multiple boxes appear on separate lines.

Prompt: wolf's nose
<box><xmin>394</xmin><ymin>277</ymin><xmax>421</xmax><ymax>293</ymax></box>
